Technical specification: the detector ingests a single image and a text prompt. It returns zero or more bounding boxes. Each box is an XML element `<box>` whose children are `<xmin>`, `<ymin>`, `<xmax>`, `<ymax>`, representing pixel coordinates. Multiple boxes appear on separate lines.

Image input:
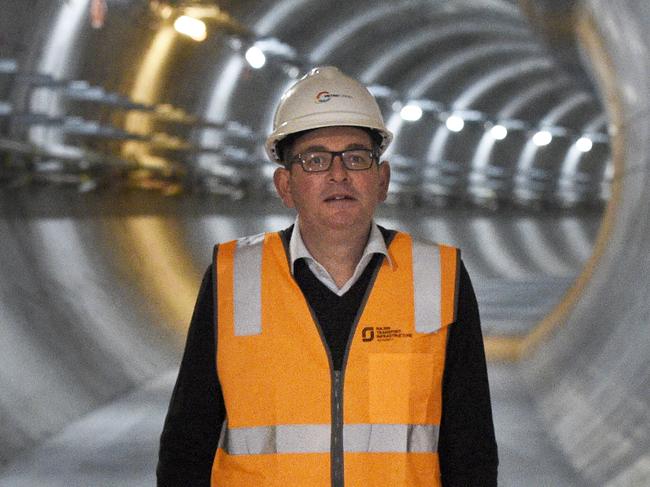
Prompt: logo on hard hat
<box><xmin>316</xmin><ymin>91</ymin><xmax>353</xmax><ymax>103</ymax></box>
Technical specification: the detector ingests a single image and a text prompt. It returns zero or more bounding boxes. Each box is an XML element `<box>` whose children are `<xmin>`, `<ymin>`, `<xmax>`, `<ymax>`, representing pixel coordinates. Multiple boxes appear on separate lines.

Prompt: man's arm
<box><xmin>438</xmin><ymin>260</ymin><xmax>499</xmax><ymax>486</ymax></box>
<box><xmin>157</xmin><ymin>265</ymin><xmax>225</xmax><ymax>487</ymax></box>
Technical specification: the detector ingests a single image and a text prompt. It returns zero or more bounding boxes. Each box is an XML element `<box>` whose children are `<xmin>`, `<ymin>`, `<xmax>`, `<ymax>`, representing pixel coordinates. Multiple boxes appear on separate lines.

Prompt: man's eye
<box><xmin>307</xmin><ymin>155</ymin><xmax>326</xmax><ymax>165</ymax></box>
<box><xmin>346</xmin><ymin>153</ymin><xmax>369</xmax><ymax>165</ymax></box>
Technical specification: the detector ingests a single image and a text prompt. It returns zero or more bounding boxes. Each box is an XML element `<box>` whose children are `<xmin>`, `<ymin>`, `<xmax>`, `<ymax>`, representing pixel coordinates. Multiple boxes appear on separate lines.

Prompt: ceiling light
<box><xmin>400</xmin><ymin>104</ymin><xmax>423</xmax><ymax>122</ymax></box>
<box><xmin>245</xmin><ymin>46</ymin><xmax>266</xmax><ymax>69</ymax></box>
<box><xmin>490</xmin><ymin>124</ymin><xmax>508</xmax><ymax>140</ymax></box>
<box><xmin>532</xmin><ymin>130</ymin><xmax>552</xmax><ymax>146</ymax></box>
<box><xmin>576</xmin><ymin>136</ymin><xmax>593</xmax><ymax>152</ymax></box>
<box><xmin>173</xmin><ymin>15</ymin><xmax>207</xmax><ymax>42</ymax></box>
<box><xmin>446</xmin><ymin>115</ymin><xmax>464</xmax><ymax>132</ymax></box>
<box><xmin>284</xmin><ymin>65</ymin><xmax>300</xmax><ymax>78</ymax></box>
<box><xmin>0</xmin><ymin>102</ymin><xmax>12</xmax><ymax>116</ymax></box>
<box><xmin>160</xmin><ymin>6</ymin><xmax>173</xmax><ymax>19</ymax></box>
<box><xmin>0</xmin><ymin>58</ymin><xmax>18</xmax><ymax>73</ymax></box>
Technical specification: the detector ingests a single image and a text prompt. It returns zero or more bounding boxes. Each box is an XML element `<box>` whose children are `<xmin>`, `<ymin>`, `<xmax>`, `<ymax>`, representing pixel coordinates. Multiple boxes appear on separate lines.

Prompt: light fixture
<box><xmin>532</xmin><ymin>130</ymin><xmax>552</xmax><ymax>147</ymax></box>
<box><xmin>446</xmin><ymin>115</ymin><xmax>464</xmax><ymax>132</ymax></box>
<box><xmin>173</xmin><ymin>15</ymin><xmax>207</xmax><ymax>42</ymax></box>
<box><xmin>490</xmin><ymin>124</ymin><xmax>508</xmax><ymax>140</ymax></box>
<box><xmin>399</xmin><ymin>104</ymin><xmax>423</xmax><ymax>122</ymax></box>
<box><xmin>576</xmin><ymin>136</ymin><xmax>593</xmax><ymax>153</ymax></box>
<box><xmin>160</xmin><ymin>6</ymin><xmax>173</xmax><ymax>19</ymax></box>
<box><xmin>284</xmin><ymin>64</ymin><xmax>300</xmax><ymax>78</ymax></box>
<box><xmin>245</xmin><ymin>46</ymin><xmax>266</xmax><ymax>69</ymax></box>
<box><xmin>0</xmin><ymin>102</ymin><xmax>13</xmax><ymax>116</ymax></box>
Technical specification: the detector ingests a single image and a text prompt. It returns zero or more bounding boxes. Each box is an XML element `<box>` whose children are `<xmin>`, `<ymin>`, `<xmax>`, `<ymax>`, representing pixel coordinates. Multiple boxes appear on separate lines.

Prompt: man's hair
<box><xmin>277</xmin><ymin>127</ymin><xmax>383</xmax><ymax>169</ymax></box>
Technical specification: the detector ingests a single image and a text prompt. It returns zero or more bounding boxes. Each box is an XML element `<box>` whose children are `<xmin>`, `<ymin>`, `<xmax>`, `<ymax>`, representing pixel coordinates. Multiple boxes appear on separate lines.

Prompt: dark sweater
<box><xmin>157</xmin><ymin>227</ymin><xmax>498</xmax><ymax>486</ymax></box>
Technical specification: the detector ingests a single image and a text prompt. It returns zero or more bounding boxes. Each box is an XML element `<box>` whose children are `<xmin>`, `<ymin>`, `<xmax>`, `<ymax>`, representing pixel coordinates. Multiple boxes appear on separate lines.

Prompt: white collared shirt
<box><xmin>289</xmin><ymin>217</ymin><xmax>392</xmax><ymax>296</ymax></box>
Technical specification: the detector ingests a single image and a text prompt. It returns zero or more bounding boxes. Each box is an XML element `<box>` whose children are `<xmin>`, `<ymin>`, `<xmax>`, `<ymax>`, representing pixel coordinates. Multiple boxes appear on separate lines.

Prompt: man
<box><xmin>158</xmin><ymin>66</ymin><xmax>498</xmax><ymax>486</ymax></box>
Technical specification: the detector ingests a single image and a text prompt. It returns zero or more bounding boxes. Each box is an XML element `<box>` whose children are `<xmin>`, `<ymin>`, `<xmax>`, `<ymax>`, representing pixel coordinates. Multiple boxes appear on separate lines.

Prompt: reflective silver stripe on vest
<box><xmin>344</xmin><ymin>423</ymin><xmax>438</xmax><ymax>453</ymax></box>
<box><xmin>233</xmin><ymin>233</ymin><xmax>265</xmax><ymax>336</ymax></box>
<box><xmin>219</xmin><ymin>423</ymin><xmax>438</xmax><ymax>455</ymax></box>
<box><xmin>411</xmin><ymin>240</ymin><xmax>441</xmax><ymax>333</ymax></box>
<box><xmin>220</xmin><ymin>422</ymin><xmax>331</xmax><ymax>454</ymax></box>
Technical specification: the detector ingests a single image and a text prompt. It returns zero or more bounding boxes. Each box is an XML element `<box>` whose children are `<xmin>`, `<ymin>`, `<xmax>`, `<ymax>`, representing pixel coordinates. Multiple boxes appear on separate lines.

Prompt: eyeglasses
<box><xmin>289</xmin><ymin>149</ymin><xmax>378</xmax><ymax>172</ymax></box>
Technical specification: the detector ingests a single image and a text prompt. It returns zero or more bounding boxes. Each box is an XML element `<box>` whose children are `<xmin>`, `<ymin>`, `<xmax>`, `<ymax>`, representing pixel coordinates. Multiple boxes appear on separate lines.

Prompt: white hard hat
<box><xmin>265</xmin><ymin>66</ymin><xmax>393</xmax><ymax>164</ymax></box>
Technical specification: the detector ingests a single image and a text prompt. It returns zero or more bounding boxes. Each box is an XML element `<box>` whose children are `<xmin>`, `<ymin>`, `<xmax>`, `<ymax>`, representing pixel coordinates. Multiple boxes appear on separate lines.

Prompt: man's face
<box><xmin>273</xmin><ymin>126</ymin><xmax>390</xmax><ymax>234</ymax></box>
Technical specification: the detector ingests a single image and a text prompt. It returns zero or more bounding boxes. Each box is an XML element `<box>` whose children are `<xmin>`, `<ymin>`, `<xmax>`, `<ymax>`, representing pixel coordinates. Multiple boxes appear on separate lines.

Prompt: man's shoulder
<box><xmin>212</xmin><ymin>226</ymin><xmax>295</xmax><ymax>247</ymax></box>
<box><xmin>383</xmin><ymin>227</ymin><xmax>460</xmax><ymax>252</ymax></box>
<box><xmin>211</xmin><ymin>227</ymin><xmax>294</xmax><ymax>266</ymax></box>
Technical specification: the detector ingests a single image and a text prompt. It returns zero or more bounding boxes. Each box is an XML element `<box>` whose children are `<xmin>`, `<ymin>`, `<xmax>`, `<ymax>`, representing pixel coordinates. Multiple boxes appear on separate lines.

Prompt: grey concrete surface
<box><xmin>0</xmin><ymin>364</ymin><xmax>588</xmax><ymax>487</ymax></box>
<box><xmin>0</xmin><ymin>372</ymin><xmax>173</xmax><ymax>487</ymax></box>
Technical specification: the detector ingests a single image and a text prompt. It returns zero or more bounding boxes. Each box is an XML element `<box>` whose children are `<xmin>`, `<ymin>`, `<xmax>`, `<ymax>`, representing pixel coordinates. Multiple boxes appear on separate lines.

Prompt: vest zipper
<box><xmin>326</xmin><ymin>257</ymin><xmax>386</xmax><ymax>487</ymax></box>
<box><xmin>278</xmin><ymin>231</ymin><xmax>394</xmax><ymax>487</ymax></box>
<box><xmin>302</xmin><ymin>309</ymin><xmax>344</xmax><ymax>487</ymax></box>
<box><xmin>292</xmin><ymin>254</ymin><xmax>388</xmax><ymax>487</ymax></box>
<box><xmin>331</xmin><ymin>370</ymin><xmax>344</xmax><ymax>487</ymax></box>
<box><xmin>303</xmin><ymin>311</ymin><xmax>344</xmax><ymax>487</ymax></box>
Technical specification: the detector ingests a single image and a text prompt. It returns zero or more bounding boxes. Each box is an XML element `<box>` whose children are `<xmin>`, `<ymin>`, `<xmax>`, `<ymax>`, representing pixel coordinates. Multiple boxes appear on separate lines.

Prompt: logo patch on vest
<box><xmin>361</xmin><ymin>326</ymin><xmax>412</xmax><ymax>342</ymax></box>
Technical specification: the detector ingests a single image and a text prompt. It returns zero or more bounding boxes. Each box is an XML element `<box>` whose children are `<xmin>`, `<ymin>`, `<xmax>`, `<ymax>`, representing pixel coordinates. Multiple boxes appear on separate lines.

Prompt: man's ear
<box><xmin>377</xmin><ymin>160</ymin><xmax>390</xmax><ymax>202</ymax></box>
<box><xmin>273</xmin><ymin>167</ymin><xmax>295</xmax><ymax>208</ymax></box>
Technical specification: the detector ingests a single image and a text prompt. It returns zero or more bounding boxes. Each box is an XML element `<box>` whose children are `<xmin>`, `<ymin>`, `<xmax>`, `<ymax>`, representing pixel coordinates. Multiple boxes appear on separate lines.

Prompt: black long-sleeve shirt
<box><xmin>158</xmin><ymin>228</ymin><xmax>498</xmax><ymax>486</ymax></box>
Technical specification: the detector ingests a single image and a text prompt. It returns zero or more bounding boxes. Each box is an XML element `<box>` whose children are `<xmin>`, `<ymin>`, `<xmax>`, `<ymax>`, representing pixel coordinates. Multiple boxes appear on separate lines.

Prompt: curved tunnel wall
<box><xmin>0</xmin><ymin>0</ymin><xmax>647</xmax><ymax>484</ymax></box>
<box><xmin>522</xmin><ymin>0</ymin><xmax>650</xmax><ymax>484</ymax></box>
<box><xmin>0</xmin><ymin>192</ymin><xmax>182</xmax><ymax>464</ymax></box>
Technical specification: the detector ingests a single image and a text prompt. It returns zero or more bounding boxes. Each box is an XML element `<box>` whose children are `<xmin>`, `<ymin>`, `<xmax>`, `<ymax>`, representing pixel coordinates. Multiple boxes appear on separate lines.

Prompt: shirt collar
<box><xmin>289</xmin><ymin>216</ymin><xmax>393</xmax><ymax>274</ymax></box>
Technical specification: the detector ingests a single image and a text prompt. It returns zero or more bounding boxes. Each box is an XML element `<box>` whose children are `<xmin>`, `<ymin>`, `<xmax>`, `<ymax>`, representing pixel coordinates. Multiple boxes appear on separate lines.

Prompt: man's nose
<box><xmin>328</xmin><ymin>154</ymin><xmax>349</xmax><ymax>180</ymax></box>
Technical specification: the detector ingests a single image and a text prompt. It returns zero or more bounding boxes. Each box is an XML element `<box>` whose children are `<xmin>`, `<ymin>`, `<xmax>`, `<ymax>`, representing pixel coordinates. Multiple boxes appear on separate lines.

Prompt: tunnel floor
<box><xmin>0</xmin><ymin>363</ymin><xmax>588</xmax><ymax>486</ymax></box>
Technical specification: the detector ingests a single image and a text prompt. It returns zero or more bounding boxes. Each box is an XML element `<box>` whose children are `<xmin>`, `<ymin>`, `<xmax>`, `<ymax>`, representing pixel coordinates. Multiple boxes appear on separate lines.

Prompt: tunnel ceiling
<box><xmin>6</xmin><ymin>2</ymin><xmax>649</xmax><ymax>477</ymax></box>
<box><xmin>0</xmin><ymin>0</ymin><xmax>610</xmax><ymax>210</ymax></box>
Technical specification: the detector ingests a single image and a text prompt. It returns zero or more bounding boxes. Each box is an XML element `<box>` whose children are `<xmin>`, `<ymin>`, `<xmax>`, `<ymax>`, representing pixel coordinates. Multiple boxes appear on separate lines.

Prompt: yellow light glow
<box><xmin>120</xmin><ymin>216</ymin><xmax>202</xmax><ymax>335</ymax></box>
<box><xmin>122</xmin><ymin>26</ymin><xmax>175</xmax><ymax>169</ymax></box>
<box><xmin>160</xmin><ymin>5</ymin><xmax>172</xmax><ymax>19</ymax></box>
<box><xmin>173</xmin><ymin>15</ymin><xmax>207</xmax><ymax>42</ymax></box>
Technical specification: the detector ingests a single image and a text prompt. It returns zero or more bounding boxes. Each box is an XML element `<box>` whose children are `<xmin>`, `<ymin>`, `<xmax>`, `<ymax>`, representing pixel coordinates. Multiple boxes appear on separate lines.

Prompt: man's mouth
<box><xmin>324</xmin><ymin>194</ymin><xmax>356</xmax><ymax>202</ymax></box>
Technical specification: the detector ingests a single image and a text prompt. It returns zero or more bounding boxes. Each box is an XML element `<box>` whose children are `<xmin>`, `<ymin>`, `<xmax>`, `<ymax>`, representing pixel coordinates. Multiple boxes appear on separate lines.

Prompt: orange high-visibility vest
<box><xmin>211</xmin><ymin>230</ymin><xmax>459</xmax><ymax>487</ymax></box>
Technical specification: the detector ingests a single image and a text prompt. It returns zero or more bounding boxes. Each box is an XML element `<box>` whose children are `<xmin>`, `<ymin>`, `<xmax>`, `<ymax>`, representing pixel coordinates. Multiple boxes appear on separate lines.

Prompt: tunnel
<box><xmin>0</xmin><ymin>0</ymin><xmax>648</xmax><ymax>485</ymax></box>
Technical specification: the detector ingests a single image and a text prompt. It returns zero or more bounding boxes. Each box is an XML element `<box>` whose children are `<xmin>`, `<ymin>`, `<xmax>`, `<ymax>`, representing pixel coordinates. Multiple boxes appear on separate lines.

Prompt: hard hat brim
<box><xmin>265</xmin><ymin>112</ymin><xmax>393</xmax><ymax>164</ymax></box>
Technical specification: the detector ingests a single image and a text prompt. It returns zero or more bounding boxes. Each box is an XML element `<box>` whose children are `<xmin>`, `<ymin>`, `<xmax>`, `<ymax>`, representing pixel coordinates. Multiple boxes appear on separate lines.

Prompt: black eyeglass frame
<box><xmin>287</xmin><ymin>149</ymin><xmax>379</xmax><ymax>172</ymax></box>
